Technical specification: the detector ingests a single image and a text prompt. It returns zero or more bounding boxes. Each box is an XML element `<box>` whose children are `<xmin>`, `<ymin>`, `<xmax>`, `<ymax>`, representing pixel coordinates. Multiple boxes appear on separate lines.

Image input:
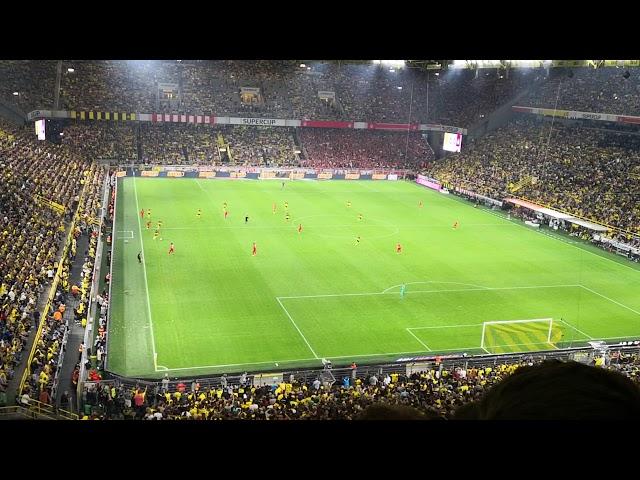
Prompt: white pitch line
<box><xmin>382</xmin><ymin>281</ymin><xmax>490</xmax><ymax>294</ymax></box>
<box><xmin>278</xmin><ymin>284</ymin><xmax>581</xmax><ymax>300</ymax></box>
<box><xmin>276</xmin><ymin>297</ymin><xmax>319</xmax><ymax>359</ymax></box>
<box><xmin>406</xmin><ymin>328</ymin><xmax>432</xmax><ymax>351</ymax></box>
<box><xmin>583</xmin><ymin>334</ymin><xmax>640</xmax><ymax>341</ymax></box>
<box><xmin>409</xmin><ymin>323</ymin><xmax>483</xmax><ymax>330</ymax></box>
<box><xmin>481</xmin><ymin>347</ymin><xmax>492</xmax><ymax>354</ymax></box>
<box><xmin>154</xmin><ymin>357</ymin><xmax>319</xmax><ymax>371</ymax></box>
<box><xmin>133</xmin><ymin>176</ymin><xmax>159</xmax><ymax>371</ymax></box>
<box><xmin>558</xmin><ymin>319</ymin><xmax>594</xmax><ymax>340</ymax></box>
<box><xmin>579</xmin><ymin>285</ymin><xmax>640</xmax><ymax>317</ymax></box>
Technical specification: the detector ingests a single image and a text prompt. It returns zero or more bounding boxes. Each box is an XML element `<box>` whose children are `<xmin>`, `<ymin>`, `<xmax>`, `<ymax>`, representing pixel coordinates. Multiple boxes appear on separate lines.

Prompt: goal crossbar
<box><xmin>481</xmin><ymin>318</ymin><xmax>554</xmax><ymax>350</ymax></box>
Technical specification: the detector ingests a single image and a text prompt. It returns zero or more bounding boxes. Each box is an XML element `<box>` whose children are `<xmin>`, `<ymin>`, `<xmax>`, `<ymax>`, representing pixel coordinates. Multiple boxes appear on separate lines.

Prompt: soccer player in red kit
<box><xmin>140</xmin><ymin>209</ymin><xmax>145</xmax><ymax>219</ymax></box>
<box><xmin>272</xmin><ymin>203</ymin><xmax>277</xmax><ymax>214</ymax></box>
<box><xmin>224</xmin><ymin>210</ymin><xmax>228</xmax><ymax>220</ymax></box>
<box><xmin>298</xmin><ymin>224</ymin><xmax>303</xmax><ymax>234</ymax></box>
<box><xmin>252</xmin><ymin>242</ymin><xmax>257</xmax><ymax>256</ymax></box>
<box><xmin>396</xmin><ymin>243</ymin><xmax>402</xmax><ymax>254</ymax></box>
<box><xmin>168</xmin><ymin>242</ymin><xmax>175</xmax><ymax>255</ymax></box>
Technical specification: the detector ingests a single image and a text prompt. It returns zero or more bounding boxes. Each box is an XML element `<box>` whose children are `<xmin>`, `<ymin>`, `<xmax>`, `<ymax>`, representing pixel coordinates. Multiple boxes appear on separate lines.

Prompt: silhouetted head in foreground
<box><xmin>454</xmin><ymin>360</ymin><xmax>640</xmax><ymax>420</ymax></box>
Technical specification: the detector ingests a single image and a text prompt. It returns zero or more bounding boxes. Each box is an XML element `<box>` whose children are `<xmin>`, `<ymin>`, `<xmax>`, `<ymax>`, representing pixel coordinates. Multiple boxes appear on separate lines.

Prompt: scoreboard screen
<box><xmin>35</xmin><ymin>119</ymin><xmax>46</xmax><ymax>140</ymax></box>
<box><xmin>443</xmin><ymin>132</ymin><xmax>462</xmax><ymax>152</ymax></box>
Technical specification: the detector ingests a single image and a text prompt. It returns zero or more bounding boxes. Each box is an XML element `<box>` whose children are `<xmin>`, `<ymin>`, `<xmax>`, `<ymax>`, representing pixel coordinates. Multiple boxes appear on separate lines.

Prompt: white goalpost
<box><xmin>480</xmin><ymin>318</ymin><xmax>554</xmax><ymax>352</ymax></box>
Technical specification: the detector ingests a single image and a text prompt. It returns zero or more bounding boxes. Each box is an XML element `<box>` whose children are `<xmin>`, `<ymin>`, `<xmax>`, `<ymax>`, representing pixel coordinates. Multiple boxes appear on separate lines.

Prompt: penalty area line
<box><xmin>406</xmin><ymin>328</ymin><xmax>432</xmax><ymax>351</ymax></box>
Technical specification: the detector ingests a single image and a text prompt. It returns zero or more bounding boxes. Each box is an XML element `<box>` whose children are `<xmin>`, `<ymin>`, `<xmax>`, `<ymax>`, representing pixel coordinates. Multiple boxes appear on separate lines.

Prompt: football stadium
<box><xmin>1</xmin><ymin>59</ymin><xmax>640</xmax><ymax>420</ymax></box>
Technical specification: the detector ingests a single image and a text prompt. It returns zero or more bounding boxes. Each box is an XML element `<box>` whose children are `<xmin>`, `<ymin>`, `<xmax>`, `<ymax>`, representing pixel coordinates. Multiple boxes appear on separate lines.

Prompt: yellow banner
<box><xmin>540</xmin><ymin>108</ymin><xmax>569</xmax><ymax>118</ymax></box>
<box><xmin>167</xmin><ymin>171</ymin><xmax>184</xmax><ymax>177</ymax></box>
<box><xmin>372</xmin><ymin>174</ymin><xmax>387</xmax><ymax>180</ymax></box>
<box><xmin>317</xmin><ymin>173</ymin><xmax>333</xmax><ymax>179</ymax></box>
<box><xmin>289</xmin><ymin>173</ymin><xmax>305</xmax><ymax>180</ymax></box>
<box><xmin>141</xmin><ymin>171</ymin><xmax>159</xmax><ymax>177</ymax></box>
<box><xmin>231</xmin><ymin>171</ymin><xmax>246</xmax><ymax>178</ymax></box>
<box><xmin>198</xmin><ymin>171</ymin><xmax>216</xmax><ymax>178</ymax></box>
<box><xmin>116</xmin><ymin>171</ymin><xmax>127</xmax><ymax>177</ymax></box>
<box><xmin>345</xmin><ymin>173</ymin><xmax>361</xmax><ymax>180</ymax></box>
<box><xmin>260</xmin><ymin>171</ymin><xmax>276</xmax><ymax>178</ymax></box>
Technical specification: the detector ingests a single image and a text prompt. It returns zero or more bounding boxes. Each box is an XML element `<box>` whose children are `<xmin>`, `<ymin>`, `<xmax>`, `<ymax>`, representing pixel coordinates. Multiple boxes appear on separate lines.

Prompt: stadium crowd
<box><xmin>222</xmin><ymin>126</ymin><xmax>299</xmax><ymax>167</ymax></box>
<box><xmin>1</xmin><ymin>60</ymin><xmax>550</xmax><ymax>127</ymax></box>
<box><xmin>0</xmin><ymin>119</ymin><xmax>103</xmax><ymax>405</ymax></box>
<box><xmin>298</xmin><ymin>128</ymin><xmax>435</xmax><ymax>170</ymax></box>
<box><xmin>427</xmin><ymin>118</ymin><xmax>640</xmax><ymax>235</ymax></box>
<box><xmin>0</xmin><ymin>60</ymin><xmax>57</xmax><ymax>113</ymax></box>
<box><xmin>522</xmin><ymin>67</ymin><xmax>640</xmax><ymax>115</ymax></box>
<box><xmin>62</xmin><ymin>123</ymin><xmax>138</xmax><ymax>162</ymax></box>
<box><xmin>79</xmin><ymin>349</ymin><xmax>640</xmax><ymax>420</ymax></box>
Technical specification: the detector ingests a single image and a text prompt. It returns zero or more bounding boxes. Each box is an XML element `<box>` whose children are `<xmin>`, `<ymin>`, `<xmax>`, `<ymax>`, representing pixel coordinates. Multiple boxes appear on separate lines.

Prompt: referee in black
<box><xmin>137</xmin><ymin>251</ymin><xmax>142</xmax><ymax>263</ymax></box>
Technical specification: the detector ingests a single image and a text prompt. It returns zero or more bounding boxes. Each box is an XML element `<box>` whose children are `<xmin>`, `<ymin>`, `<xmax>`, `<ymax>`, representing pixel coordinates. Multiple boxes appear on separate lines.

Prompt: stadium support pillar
<box><xmin>54</xmin><ymin>61</ymin><xmax>62</xmax><ymax>110</ymax></box>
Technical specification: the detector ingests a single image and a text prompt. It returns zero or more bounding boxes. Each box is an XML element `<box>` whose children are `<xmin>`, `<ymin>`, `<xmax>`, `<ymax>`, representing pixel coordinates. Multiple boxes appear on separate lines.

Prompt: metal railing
<box><xmin>3</xmin><ymin>399</ymin><xmax>78</xmax><ymax>420</ymax></box>
<box><xmin>78</xmin><ymin>168</ymin><xmax>110</xmax><ymax>409</ymax></box>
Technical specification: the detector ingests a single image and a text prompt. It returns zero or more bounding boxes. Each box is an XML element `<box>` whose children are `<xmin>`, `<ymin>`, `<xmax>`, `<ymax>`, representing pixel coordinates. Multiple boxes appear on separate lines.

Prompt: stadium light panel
<box><xmin>435</xmin><ymin>72</ymin><xmax>440</xmax><ymax>76</ymax></box>
<box><xmin>12</xmin><ymin>91</ymin><xmax>19</xmax><ymax>96</ymax></box>
<box><xmin>67</xmin><ymin>67</ymin><xmax>74</xmax><ymax>73</ymax></box>
<box><xmin>397</xmin><ymin>86</ymin><xmax>402</xmax><ymax>90</ymax></box>
<box><xmin>300</xmin><ymin>63</ymin><xmax>306</xmax><ymax>68</ymax></box>
<box><xmin>380</xmin><ymin>60</ymin><xmax>405</xmax><ymax>67</ymax></box>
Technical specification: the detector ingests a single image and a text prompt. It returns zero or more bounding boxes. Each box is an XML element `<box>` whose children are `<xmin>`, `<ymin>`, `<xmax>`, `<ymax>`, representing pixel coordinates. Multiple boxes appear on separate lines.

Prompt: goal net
<box><xmin>480</xmin><ymin>318</ymin><xmax>560</xmax><ymax>354</ymax></box>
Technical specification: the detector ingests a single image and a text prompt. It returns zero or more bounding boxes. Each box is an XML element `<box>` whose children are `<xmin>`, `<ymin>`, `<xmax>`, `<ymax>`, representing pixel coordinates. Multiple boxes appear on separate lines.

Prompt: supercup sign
<box><xmin>238</xmin><ymin>118</ymin><xmax>282</xmax><ymax>126</ymax></box>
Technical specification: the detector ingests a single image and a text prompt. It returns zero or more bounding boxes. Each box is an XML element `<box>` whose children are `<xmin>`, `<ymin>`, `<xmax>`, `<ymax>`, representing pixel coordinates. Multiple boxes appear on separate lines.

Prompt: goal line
<box><xmin>481</xmin><ymin>318</ymin><xmax>554</xmax><ymax>351</ymax></box>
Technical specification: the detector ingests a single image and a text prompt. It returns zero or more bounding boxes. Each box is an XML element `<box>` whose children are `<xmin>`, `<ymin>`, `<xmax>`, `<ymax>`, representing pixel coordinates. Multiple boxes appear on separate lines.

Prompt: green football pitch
<box><xmin>107</xmin><ymin>177</ymin><xmax>640</xmax><ymax>378</ymax></box>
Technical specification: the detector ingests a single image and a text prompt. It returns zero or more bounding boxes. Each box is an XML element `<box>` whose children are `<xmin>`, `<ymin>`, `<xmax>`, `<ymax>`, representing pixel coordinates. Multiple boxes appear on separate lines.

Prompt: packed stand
<box><xmin>62</xmin><ymin>123</ymin><xmax>138</xmax><ymax>162</ymax></box>
<box><xmin>21</xmin><ymin>165</ymin><xmax>104</xmax><ymax>406</ymax></box>
<box><xmin>0</xmin><ymin>60</ymin><xmax>57</xmax><ymax>113</ymax></box>
<box><xmin>222</xmin><ymin>126</ymin><xmax>299</xmax><ymax>167</ymax></box>
<box><xmin>81</xmin><ymin>349</ymin><xmax>640</xmax><ymax>420</ymax></box>
<box><xmin>427</xmin><ymin>118</ymin><xmax>640</xmax><ymax>235</ymax></box>
<box><xmin>521</xmin><ymin>67</ymin><xmax>640</xmax><ymax>115</ymax></box>
<box><xmin>59</xmin><ymin>60</ymin><xmax>170</xmax><ymax>112</ymax></box>
<box><xmin>139</xmin><ymin>123</ymin><xmax>189</xmax><ymax>164</ymax></box>
<box><xmin>298</xmin><ymin>128</ymin><xmax>435</xmax><ymax>170</ymax></box>
<box><xmin>0</xmin><ymin>121</ymin><xmax>95</xmax><ymax>403</ymax></box>
<box><xmin>2</xmin><ymin>60</ymin><xmax>541</xmax><ymax>127</ymax></box>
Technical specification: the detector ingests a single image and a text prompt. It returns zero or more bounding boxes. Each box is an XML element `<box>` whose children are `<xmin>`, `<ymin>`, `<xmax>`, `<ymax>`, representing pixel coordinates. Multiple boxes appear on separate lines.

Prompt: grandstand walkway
<box><xmin>55</xmin><ymin>232</ymin><xmax>91</xmax><ymax>412</ymax></box>
<box><xmin>5</xmin><ymin>222</ymin><xmax>72</xmax><ymax>406</ymax></box>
